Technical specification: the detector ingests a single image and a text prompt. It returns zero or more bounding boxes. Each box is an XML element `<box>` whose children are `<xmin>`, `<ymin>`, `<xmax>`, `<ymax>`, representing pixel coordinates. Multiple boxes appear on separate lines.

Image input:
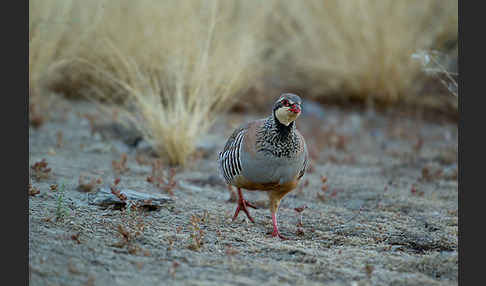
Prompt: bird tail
<box><xmin>217</xmin><ymin>151</ymin><xmax>228</xmax><ymax>184</ymax></box>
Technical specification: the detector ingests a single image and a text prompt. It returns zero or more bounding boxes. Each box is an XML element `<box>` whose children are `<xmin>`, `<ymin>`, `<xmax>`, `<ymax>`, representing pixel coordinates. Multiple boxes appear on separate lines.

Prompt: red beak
<box><xmin>289</xmin><ymin>104</ymin><xmax>301</xmax><ymax>114</ymax></box>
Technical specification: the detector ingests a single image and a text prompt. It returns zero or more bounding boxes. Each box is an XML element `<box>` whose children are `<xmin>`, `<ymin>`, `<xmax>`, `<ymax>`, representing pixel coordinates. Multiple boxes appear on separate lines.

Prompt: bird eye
<box><xmin>282</xmin><ymin>99</ymin><xmax>289</xmax><ymax>106</ymax></box>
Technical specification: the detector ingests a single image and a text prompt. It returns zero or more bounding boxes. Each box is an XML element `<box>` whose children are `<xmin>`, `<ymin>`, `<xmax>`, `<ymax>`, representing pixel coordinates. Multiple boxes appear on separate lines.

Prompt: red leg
<box><xmin>271</xmin><ymin>212</ymin><xmax>288</xmax><ymax>240</ymax></box>
<box><xmin>232</xmin><ymin>188</ymin><xmax>256</xmax><ymax>223</ymax></box>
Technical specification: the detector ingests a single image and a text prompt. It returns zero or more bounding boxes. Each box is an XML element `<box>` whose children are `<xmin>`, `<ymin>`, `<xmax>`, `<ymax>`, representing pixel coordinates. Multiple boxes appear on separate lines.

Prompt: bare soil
<box><xmin>29</xmin><ymin>97</ymin><xmax>458</xmax><ymax>286</ymax></box>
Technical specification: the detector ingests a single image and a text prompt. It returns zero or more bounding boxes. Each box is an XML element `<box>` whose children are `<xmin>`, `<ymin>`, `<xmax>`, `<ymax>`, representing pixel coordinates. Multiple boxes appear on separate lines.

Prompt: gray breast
<box><xmin>240</xmin><ymin>147</ymin><xmax>305</xmax><ymax>184</ymax></box>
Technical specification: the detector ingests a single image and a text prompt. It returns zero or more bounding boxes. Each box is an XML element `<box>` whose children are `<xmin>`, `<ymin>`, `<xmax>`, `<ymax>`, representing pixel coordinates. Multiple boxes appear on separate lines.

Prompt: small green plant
<box><xmin>54</xmin><ymin>183</ymin><xmax>69</xmax><ymax>221</ymax></box>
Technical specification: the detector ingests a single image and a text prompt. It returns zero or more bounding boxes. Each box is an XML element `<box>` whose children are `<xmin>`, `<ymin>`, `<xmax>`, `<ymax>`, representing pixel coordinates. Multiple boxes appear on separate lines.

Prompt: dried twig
<box><xmin>110</xmin><ymin>178</ymin><xmax>127</xmax><ymax>202</ymax></box>
<box><xmin>112</xmin><ymin>153</ymin><xmax>129</xmax><ymax>174</ymax></box>
<box><xmin>146</xmin><ymin>159</ymin><xmax>177</xmax><ymax>196</ymax></box>
<box><xmin>78</xmin><ymin>175</ymin><xmax>102</xmax><ymax>192</ymax></box>
<box><xmin>28</xmin><ymin>184</ymin><xmax>40</xmax><ymax>196</ymax></box>
<box><xmin>31</xmin><ymin>159</ymin><xmax>51</xmax><ymax>180</ymax></box>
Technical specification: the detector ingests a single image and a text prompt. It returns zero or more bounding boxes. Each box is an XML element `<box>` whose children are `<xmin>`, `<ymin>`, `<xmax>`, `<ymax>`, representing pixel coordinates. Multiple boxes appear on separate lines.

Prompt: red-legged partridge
<box><xmin>218</xmin><ymin>93</ymin><xmax>308</xmax><ymax>239</ymax></box>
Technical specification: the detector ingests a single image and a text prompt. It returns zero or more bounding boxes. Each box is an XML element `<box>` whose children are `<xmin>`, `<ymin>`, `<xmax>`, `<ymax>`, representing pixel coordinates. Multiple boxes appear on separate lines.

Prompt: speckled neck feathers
<box><xmin>255</xmin><ymin>115</ymin><xmax>302</xmax><ymax>158</ymax></box>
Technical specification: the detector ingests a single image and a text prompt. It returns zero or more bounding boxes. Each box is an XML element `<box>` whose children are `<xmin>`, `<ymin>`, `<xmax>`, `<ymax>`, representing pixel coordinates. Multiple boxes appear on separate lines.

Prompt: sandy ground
<box><xmin>29</xmin><ymin>98</ymin><xmax>458</xmax><ymax>286</ymax></box>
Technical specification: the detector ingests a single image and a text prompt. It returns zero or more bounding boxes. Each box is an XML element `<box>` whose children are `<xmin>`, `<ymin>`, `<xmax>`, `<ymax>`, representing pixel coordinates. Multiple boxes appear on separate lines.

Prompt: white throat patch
<box><xmin>275</xmin><ymin>107</ymin><xmax>299</xmax><ymax>126</ymax></box>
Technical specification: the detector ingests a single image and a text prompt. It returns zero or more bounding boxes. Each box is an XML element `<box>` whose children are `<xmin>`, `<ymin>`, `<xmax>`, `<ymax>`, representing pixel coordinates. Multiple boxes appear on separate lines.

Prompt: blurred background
<box><xmin>29</xmin><ymin>0</ymin><xmax>458</xmax><ymax>166</ymax></box>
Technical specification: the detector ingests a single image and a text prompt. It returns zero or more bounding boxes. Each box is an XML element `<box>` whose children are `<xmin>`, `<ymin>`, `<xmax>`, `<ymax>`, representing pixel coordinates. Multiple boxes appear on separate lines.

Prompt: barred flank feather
<box><xmin>218</xmin><ymin>129</ymin><xmax>246</xmax><ymax>184</ymax></box>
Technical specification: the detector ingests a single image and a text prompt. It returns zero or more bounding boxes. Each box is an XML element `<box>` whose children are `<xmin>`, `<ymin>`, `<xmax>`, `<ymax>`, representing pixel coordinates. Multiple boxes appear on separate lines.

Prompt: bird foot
<box><xmin>232</xmin><ymin>197</ymin><xmax>256</xmax><ymax>223</ymax></box>
<box><xmin>269</xmin><ymin>212</ymin><xmax>290</xmax><ymax>240</ymax></box>
<box><xmin>269</xmin><ymin>229</ymin><xmax>289</xmax><ymax>240</ymax></box>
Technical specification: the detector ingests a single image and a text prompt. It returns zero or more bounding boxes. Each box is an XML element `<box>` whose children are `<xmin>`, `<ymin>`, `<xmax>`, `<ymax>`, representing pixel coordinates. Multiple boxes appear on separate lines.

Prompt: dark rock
<box><xmin>88</xmin><ymin>187</ymin><xmax>174</xmax><ymax>210</ymax></box>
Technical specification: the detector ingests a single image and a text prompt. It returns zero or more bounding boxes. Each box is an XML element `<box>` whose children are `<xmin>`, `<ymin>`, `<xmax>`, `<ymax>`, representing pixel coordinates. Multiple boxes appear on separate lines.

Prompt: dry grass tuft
<box><xmin>29</xmin><ymin>0</ymin><xmax>105</xmax><ymax>123</ymax></box>
<box><xmin>267</xmin><ymin>0</ymin><xmax>458</xmax><ymax>104</ymax></box>
<box><xmin>105</xmin><ymin>1</ymin><xmax>265</xmax><ymax>166</ymax></box>
<box><xmin>32</xmin><ymin>0</ymin><xmax>268</xmax><ymax>166</ymax></box>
